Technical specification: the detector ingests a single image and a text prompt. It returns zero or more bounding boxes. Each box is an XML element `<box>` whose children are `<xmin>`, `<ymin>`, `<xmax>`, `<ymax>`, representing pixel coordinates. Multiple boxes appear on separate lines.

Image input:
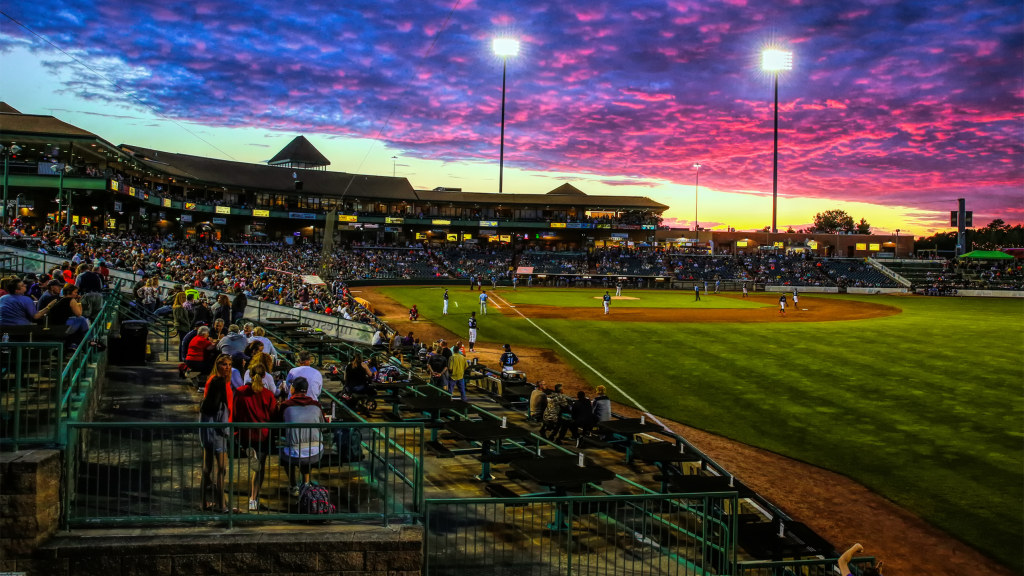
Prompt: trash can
<box><xmin>111</xmin><ymin>320</ymin><xmax>149</xmax><ymax>366</ymax></box>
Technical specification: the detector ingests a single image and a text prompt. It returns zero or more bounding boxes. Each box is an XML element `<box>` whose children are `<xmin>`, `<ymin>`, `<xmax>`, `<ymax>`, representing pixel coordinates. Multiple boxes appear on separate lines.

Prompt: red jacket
<box><xmin>186</xmin><ymin>335</ymin><xmax>213</xmax><ymax>362</ymax></box>
<box><xmin>232</xmin><ymin>385</ymin><xmax>276</xmax><ymax>446</ymax></box>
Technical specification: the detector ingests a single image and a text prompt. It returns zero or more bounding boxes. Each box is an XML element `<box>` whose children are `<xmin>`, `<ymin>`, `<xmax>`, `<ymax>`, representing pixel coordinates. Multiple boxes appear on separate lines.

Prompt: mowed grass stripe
<box><xmin>379</xmin><ymin>287</ymin><xmax>1023</xmax><ymax>569</ymax></box>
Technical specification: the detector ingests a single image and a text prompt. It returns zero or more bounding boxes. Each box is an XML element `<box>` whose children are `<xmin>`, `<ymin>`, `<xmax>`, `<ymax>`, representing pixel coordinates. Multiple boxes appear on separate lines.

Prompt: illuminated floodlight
<box><xmin>493</xmin><ymin>38</ymin><xmax>520</xmax><ymax>58</ymax></box>
<box><xmin>761</xmin><ymin>49</ymin><xmax>793</xmax><ymax>72</ymax></box>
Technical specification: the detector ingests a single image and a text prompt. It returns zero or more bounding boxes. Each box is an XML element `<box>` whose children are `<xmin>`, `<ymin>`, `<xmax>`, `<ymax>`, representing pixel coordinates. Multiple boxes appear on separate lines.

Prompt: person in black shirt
<box><xmin>36</xmin><ymin>280</ymin><xmax>63</xmax><ymax>311</ymax></box>
<box><xmin>231</xmin><ymin>286</ymin><xmax>247</xmax><ymax>323</ymax></box>
<box><xmin>499</xmin><ymin>344</ymin><xmax>519</xmax><ymax>373</ymax></box>
<box><xmin>49</xmin><ymin>284</ymin><xmax>90</xmax><ymax>347</ymax></box>
<box><xmin>467</xmin><ymin>312</ymin><xmax>478</xmax><ymax>352</ymax></box>
<box><xmin>74</xmin><ymin>263</ymin><xmax>104</xmax><ymax>294</ymax></box>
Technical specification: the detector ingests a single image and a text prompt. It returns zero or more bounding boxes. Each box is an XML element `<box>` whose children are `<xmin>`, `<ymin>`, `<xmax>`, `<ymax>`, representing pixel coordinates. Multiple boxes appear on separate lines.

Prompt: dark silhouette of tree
<box><xmin>856</xmin><ymin>218</ymin><xmax>871</xmax><ymax>234</ymax></box>
<box><xmin>811</xmin><ymin>210</ymin><xmax>855</xmax><ymax>233</ymax></box>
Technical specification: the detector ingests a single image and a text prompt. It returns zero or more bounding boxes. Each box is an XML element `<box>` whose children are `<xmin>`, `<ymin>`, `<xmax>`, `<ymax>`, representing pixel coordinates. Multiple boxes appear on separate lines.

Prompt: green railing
<box><xmin>63</xmin><ymin>421</ymin><xmax>425</xmax><ymax>528</ymax></box>
<box><xmin>735</xmin><ymin>556</ymin><xmax>878</xmax><ymax>576</ymax></box>
<box><xmin>0</xmin><ymin>342</ymin><xmax>65</xmax><ymax>450</ymax></box>
<box><xmin>0</xmin><ymin>284</ymin><xmax>120</xmax><ymax>450</ymax></box>
<box><xmin>424</xmin><ymin>492</ymin><xmax>738</xmax><ymax>576</ymax></box>
<box><xmin>58</xmin><ymin>287</ymin><xmax>119</xmax><ymax>404</ymax></box>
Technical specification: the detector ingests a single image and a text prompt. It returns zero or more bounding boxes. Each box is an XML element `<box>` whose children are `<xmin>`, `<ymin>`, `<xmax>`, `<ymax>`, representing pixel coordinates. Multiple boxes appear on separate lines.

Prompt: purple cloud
<box><xmin>0</xmin><ymin>0</ymin><xmax>1020</xmax><ymax>227</ymax></box>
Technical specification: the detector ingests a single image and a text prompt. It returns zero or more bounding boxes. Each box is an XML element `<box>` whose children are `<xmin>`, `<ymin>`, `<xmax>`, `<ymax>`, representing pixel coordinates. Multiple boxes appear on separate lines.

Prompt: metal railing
<box><xmin>0</xmin><ymin>284</ymin><xmax>120</xmax><ymax>450</ymax></box>
<box><xmin>59</xmin><ymin>287</ymin><xmax>118</xmax><ymax>403</ymax></box>
<box><xmin>0</xmin><ymin>342</ymin><xmax>64</xmax><ymax>450</ymax></box>
<box><xmin>63</xmin><ymin>421</ymin><xmax>425</xmax><ymax>528</ymax></box>
<box><xmin>424</xmin><ymin>492</ymin><xmax>738</xmax><ymax>576</ymax></box>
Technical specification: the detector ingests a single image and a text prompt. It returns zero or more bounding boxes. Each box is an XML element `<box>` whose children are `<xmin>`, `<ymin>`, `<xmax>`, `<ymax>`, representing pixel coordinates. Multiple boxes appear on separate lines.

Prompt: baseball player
<box><xmin>467</xmin><ymin>312</ymin><xmax>478</xmax><ymax>352</ymax></box>
<box><xmin>742</xmin><ymin>282</ymin><xmax>749</xmax><ymax>298</ymax></box>
<box><xmin>694</xmin><ymin>284</ymin><xmax>701</xmax><ymax>301</ymax></box>
<box><xmin>479</xmin><ymin>290</ymin><xmax>489</xmax><ymax>315</ymax></box>
<box><xmin>442</xmin><ymin>288</ymin><xmax>449</xmax><ymax>315</ymax></box>
<box><xmin>602</xmin><ymin>291</ymin><xmax>611</xmax><ymax>315</ymax></box>
<box><xmin>792</xmin><ymin>289</ymin><xmax>799</xmax><ymax>311</ymax></box>
<box><xmin>615</xmin><ymin>281</ymin><xmax>622</xmax><ymax>297</ymax></box>
<box><xmin>779</xmin><ymin>293</ymin><xmax>787</xmax><ymax>315</ymax></box>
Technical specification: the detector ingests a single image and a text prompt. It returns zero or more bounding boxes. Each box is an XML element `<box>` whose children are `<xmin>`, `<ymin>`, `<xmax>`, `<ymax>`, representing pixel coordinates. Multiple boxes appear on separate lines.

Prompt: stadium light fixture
<box><xmin>493</xmin><ymin>37</ymin><xmax>520</xmax><ymax>194</ymax></box>
<box><xmin>761</xmin><ymin>48</ymin><xmax>792</xmax><ymax>234</ymax></box>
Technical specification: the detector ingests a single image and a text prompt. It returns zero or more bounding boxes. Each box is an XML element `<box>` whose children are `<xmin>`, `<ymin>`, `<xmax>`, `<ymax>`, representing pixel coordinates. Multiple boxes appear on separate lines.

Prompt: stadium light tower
<box><xmin>493</xmin><ymin>37</ymin><xmax>520</xmax><ymax>194</ymax></box>
<box><xmin>692</xmin><ymin>162</ymin><xmax>701</xmax><ymax>231</ymax></box>
<box><xmin>762</xmin><ymin>48</ymin><xmax>792</xmax><ymax>234</ymax></box>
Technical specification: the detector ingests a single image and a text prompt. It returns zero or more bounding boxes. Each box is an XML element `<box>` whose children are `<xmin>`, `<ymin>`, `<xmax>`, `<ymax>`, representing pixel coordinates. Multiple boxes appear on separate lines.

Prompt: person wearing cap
<box><xmin>274</xmin><ymin>376</ymin><xmax>324</xmax><ymax>496</ymax></box>
<box><xmin>37</xmin><ymin>279</ymin><xmax>64</xmax><ymax>311</ymax></box>
<box><xmin>499</xmin><ymin>344</ymin><xmax>519</xmax><ymax>374</ymax></box>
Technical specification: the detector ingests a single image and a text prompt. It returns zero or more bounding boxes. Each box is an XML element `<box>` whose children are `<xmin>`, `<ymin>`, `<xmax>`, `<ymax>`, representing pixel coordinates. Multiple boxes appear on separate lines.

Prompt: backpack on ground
<box><xmin>333</xmin><ymin>427</ymin><xmax>365</xmax><ymax>463</ymax></box>
<box><xmin>297</xmin><ymin>483</ymin><xmax>335</xmax><ymax>515</ymax></box>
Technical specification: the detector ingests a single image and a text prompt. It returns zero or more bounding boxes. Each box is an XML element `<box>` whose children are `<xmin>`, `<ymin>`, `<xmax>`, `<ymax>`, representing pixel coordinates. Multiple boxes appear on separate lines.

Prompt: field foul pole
<box><xmin>487</xmin><ymin>291</ymin><xmax>650</xmax><ymax>414</ymax></box>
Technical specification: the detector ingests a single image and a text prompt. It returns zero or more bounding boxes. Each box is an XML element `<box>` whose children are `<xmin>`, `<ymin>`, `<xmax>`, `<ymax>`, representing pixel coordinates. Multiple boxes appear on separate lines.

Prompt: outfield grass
<box><xmin>379</xmin><ymin>286</ymin><xmax>1024</xmax><ymax>570</ymax></box>
<box><xmin>484</xmin><ymin>287</ymin><xmax>767</xmax><ymax>309</ymax></box>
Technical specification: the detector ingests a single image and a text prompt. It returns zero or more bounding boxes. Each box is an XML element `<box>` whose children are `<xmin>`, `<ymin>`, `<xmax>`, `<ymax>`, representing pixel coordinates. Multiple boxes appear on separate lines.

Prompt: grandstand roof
<box><xmin>267</xmin><ymin>135</ymin><xmax>331</xmax><ymax>168</ymax></box>
<box><xmin>0</xmin><ymin>107</ymin><xmax>104</xmax><ymax>140</ymax></box>
<box><xmin>119</xmin><ymin>144</ymin><xmax>414</xmax><ymax>198</ymax></box>
<box><xmin>120</xmin><ymin>144</ymin><xmax>666</xmax><ymax>210</ymax></box>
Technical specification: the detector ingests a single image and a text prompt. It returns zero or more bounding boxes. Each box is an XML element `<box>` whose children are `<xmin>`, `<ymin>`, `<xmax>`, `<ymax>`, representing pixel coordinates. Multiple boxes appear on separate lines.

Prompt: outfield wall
<box><xmin>764</xmin><ymin>286</ymin><xmax>840</xmax><ymax>294</ymax></box>
<box><xmin>846</xmin><ymin>287</ymin><xmax>910</xmax><ymax>295</ymax></box>
<box><xmin>955</xmin><ymin>289</ymin><xmax>1024</xmax><ymax>298</ymax></box>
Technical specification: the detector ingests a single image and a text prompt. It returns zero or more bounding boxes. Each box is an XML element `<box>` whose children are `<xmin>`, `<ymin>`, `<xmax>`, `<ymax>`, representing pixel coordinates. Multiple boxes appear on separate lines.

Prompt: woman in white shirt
<box><xmin>247</xmin><ymin>326</ymin><xmax>277</xmax><ymax>364</ymax></box>
<box><xmin>243</xmin><ymin>352</ymin><xmax>278</xmax><ymax>396</ymax></box>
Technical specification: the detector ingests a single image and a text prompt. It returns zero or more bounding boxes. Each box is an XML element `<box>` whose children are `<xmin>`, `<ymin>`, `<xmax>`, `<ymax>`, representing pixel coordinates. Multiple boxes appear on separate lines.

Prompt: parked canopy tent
<box><xmin>958</xmin><ymin>250</ymin><xmax>1014</xmax><ymax>260</ymax></box>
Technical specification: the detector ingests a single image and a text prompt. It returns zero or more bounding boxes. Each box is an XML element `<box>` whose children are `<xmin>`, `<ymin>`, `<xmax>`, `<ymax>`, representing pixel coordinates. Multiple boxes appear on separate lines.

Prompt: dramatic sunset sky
<box><xmin>1</xmin><ymin>1</ymin><xmax>1021</xmax><ymax>236</ymax></box>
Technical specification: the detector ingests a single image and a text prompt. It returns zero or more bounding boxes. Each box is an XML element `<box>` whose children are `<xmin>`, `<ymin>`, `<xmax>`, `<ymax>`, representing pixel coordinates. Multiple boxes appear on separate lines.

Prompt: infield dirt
<box><xmin>359</xmin><ymin>286</ymin><xmax>1011</xmax><ymax>576</ymax></box>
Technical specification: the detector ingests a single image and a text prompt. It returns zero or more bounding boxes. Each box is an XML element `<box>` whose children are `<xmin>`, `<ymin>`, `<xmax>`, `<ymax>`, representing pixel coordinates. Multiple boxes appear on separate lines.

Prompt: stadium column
<box><xmin>321</xmin><ymin>209</ymin><xmax>336</xmax><ymax>278</ymax></box>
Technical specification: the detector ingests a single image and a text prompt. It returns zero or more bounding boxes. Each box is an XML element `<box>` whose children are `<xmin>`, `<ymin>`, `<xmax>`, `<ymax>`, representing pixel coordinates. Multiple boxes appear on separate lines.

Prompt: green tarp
<box><xmin>958</xmin><ymin>250</ymin><xmax>1013</xmax><ymax>259</ymax></box>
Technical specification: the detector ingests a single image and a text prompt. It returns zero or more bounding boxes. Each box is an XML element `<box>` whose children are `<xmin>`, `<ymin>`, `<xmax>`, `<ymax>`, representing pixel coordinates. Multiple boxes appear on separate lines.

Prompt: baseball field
<box><xmin>377</xmin><ymin>285</ymin><xmax>1024</xmax><ymax>571</ymax></box>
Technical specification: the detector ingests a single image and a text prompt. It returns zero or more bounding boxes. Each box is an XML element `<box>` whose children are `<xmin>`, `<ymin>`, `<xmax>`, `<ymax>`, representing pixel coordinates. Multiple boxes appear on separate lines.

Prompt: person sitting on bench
<box><xmin>47</xmin><ymin>284</ymin><xmax>91</xmax><ymax>348</ymax></box>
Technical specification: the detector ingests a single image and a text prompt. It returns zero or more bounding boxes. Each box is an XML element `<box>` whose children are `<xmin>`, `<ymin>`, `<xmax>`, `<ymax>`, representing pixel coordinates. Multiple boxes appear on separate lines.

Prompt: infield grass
<box><xmin>380</xmin><ymin>286</ymin><xmax>1024</xmax><ymax>570</ymax></box>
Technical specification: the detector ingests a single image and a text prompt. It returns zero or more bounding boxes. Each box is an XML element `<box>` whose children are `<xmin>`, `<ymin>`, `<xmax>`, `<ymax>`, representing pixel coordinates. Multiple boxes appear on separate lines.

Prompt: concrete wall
<box><xmin>0</xmin><ymin>450</ymin><xmax>62</xmax><ymax>561</ymax></box>
<box><xmin>3</xmin><ymin>524</ymin><xmax>422</xmax><ymax>576</ymax></box>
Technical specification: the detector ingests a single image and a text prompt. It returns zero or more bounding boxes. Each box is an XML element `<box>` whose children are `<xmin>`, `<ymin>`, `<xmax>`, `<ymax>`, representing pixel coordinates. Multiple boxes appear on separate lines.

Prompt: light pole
<box><xmin>692</xmin><ymin>162</ymin><xmax>701</xmax><ymax>231</ymax></box>
<box><xmin>762</xmin><ymin>48</ymin><xmax>792</xmax><ymax>234</ymax></box>
<box><xmin>51</xmin><ymin>163</ymin><xmax>73</xmax><ymax>233</ymax></box>
<box><xmin>895</xmin><ymin>228</ymin><xmax>901</xmax><ymax>257</ymax></box>
<box><xmin>391</xmin><ymin>156</ymin><xmax>397</xmax><ymax>178</ymax></box>
<box><xmin>1</xmin><ymin>144</ymin><xmax>22</xmax><ymax>226</ymax></box>
<box><xmin>493</xmin><ymin>37</ymin><xmax>520</xmax><ymax>194</ymax></box>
